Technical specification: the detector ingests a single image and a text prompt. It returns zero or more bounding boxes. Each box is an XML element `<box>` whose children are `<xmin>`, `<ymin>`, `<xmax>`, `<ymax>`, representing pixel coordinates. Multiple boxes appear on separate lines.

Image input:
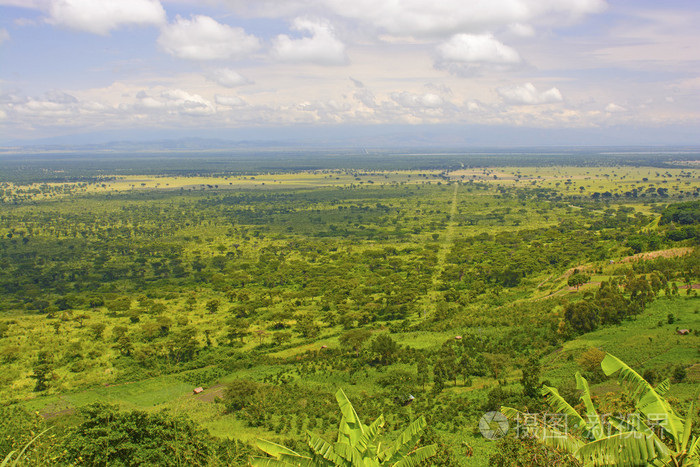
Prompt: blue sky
<box><xmin>0</xmin><ymin>0</ymin><xmax>699</xmax><ymax>145</ymax></box>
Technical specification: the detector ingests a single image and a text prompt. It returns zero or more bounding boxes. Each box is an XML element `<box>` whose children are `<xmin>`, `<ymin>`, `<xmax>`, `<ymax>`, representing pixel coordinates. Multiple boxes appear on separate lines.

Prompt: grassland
<box><xmin>0</xmin><ymin>151</ymin><xmax>699</xmax><ymax>465</ymax></box>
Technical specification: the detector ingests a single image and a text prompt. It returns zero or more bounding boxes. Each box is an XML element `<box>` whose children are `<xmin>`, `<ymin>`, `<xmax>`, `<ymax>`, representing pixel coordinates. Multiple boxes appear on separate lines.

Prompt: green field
<box><xmin>1</xmin><ymin>150</ymin><xmax>699</xmax><ymax>465</ymax></box>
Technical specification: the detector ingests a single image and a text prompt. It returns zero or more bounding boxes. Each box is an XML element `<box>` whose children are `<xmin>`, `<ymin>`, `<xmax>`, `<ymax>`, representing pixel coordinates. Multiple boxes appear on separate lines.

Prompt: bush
<box><xmin>60</xmin><ymin>403</ymin><xmax>217</xmax><ymax>466</ymax></box>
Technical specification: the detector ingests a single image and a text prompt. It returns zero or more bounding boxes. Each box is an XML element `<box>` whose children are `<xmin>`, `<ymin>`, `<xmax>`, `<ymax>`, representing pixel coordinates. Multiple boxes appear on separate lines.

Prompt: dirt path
<box><xmin>194</xmin><ymin>383</ymin><xmax>226</xmax><ymax>403</ymax></box>
<box><xmin>420</xmin><ymin>182</ymin><xmax>459</xmax><ymax>318</ymax></box>
<box><xmin>616</xmin><ymin>247</ymin><xmax>693</xmax><ymax>263</ymax></box>
<box><xmin>433</xmin><ymin>182</ymin><xmax>459</xmax><ymax>288</ymax></box>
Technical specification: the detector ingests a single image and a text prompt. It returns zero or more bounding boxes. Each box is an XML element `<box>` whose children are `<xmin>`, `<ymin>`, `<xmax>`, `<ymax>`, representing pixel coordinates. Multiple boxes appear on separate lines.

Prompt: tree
<box><xmin>74</xmin><ymin>313</ymin><xmax>89</xmax><ymax>328</ymax></box>
<box><xmin>370</xmin><ymin>334</ymin><xmax>398</xmax><ymax>365</ymax></box>
<box><xmin>295</xmin><ymin>314</ymin><xmax>320</xmax><ymax>339</ymax></box>
<box><xmin>89</xmin><ymin>322</ymin><xmax>106</xmax><ymax>341</ymax></box>
<box><xmin>432</xmin><ymin>359</ymin><xmax>448</xmax><ymax>394</ymax></box>
<box><xmin>30</xmin><ymin>351</ymin><xmax>54</xmax><ymax>392</ymax></box>
<box><xmin>567</xmin><ymin>272</ymin><xmax>590</xmax><ymax>290</ymax></box>
<box><xmin>576</xmin><ymin>347</ymin><xmax>606</xmax><ymax>383</ymax></box>
<box><xmin>520</xmin><ymin>354</ymin><xmax>541</xmax><ymax>400</ymax></box>
<box><xmin>224</xmin><ymin>379</ymin><xmax>264</xmax><ymax>412</ymax></box>
<box><xmin>59</xmin><ymin>403</ymin><xmax>218</xmax><ymax>466</ymax></box>
<box><xmin>106</xmin><ymin>296</ymin><xmax>132</xmax><ymax>313</ymax></box>
<box><xmin>564</xmin><ymin>300</ymin><xmax>598</xmax><ymax>334</ymax></box>
<box><xmin>205</xmin><ymin>299</ymin><xmax>220</xmax><ymax>314</ymax></box>
<box><xmin>416</xmin><ymin>353</ymin><xmax>429</xmax><ymax>390</ymax></box>
<box><xmin>168</xmin><ymin>327</ymin><xmax>199</xmax><ymax>363</ymax></box>
<box><xmin>226</xmin><ymin>318</ymin><xmax>249</xmax><ymax>345</ymax></box>
<box><xmin>252</xmin><ymin>388</ymin><xmax>437</xmax><ymax>466</ymax></box>
<box><xmin>502</xmin><ymin>353</ymin><xmax>700</xmax><ymax>466</ymax></box>
<box><xmin>272</xmin><ymin>331</ymin><xmax>292</xmax><ymax>346</ymax></box>
<box><xmin>338</xmin><ymin>329</ymin><xmax>372</xmax><ymax>356</ymax></box>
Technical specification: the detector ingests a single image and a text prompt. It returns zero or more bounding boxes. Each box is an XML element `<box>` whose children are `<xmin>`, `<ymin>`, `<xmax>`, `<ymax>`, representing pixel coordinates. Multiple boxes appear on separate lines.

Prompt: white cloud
<box><xmin>391</xmin><ymin>92</ymin><xmax>445</xmax><ymax>109</ymax></box>
<box><xmin>207</xmin><ymin>68</ymin><xmax>251</xmax><ymax>88</ymax></box>
<box><xmin>437</xmin><ymin>34</ymin><xmax>521</xmax><ymax>64</ymax></box>
<box><xmin>141</xmin><ymin>89</ymin><xmax>216</xmax><ymax>115</ymax></box>
<box><xmin>215</xmin><ymin>95</ymin><xmax>246</xmax><ymax>107</ymax></box>
<box><xmin>508</xmin><ymin>23</ymin><xmax>535</xmax><ymax>37</ymax></box>
<box><xmin>0</xmin><ymin>28</ymin><xmax>9</xmax><ymax>45</ymax></box>
<box><xmin>497</xmin><ymin>82</ymin><xmax>563</xmax><ymax>105</ymax></box>
<box><xmin>272</xmin><ymin>17</ymin><xmax>347</xmax><ymax>65</ymax></box>
<box><xmin>158</xmin><ymin>15</ymin><xmax>260</xmax><ymax>60</ymax></box>
<box><xmin>47</xmin><ymin>0</ymin><xmax>165</xmax><ymax>35</ymax></box>
<box><xmin>217</xmin><ymin>0</ymin><xmax>607</xmax><ymax>37</ymax></box>
<box><xmin>435</xmin><ymin>33</ymin><xmax>522</xmax><ymax>75</ymax></box>
<box><xmin>605</xmin><ymin>102</ymin><xmax>626</xmax><ymax>113</ymax></box>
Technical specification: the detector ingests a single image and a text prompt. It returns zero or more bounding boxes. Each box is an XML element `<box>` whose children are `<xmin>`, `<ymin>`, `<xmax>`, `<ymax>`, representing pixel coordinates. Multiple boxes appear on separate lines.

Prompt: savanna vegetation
<box><xmin>0</xmin><ymin>149</ymin><xmax>699</xmax><ymax>466</ymax></box>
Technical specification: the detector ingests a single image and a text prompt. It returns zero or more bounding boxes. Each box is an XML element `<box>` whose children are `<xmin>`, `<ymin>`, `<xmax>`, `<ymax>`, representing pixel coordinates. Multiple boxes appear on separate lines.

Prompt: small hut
<box><xmin>193</xmin><ymin>387</ymin><xmax>204</xmax><ymax>395</ymax></box>
<box><xmin>677</xmin><ymin>329</ymin><xmax>690</xmax><ymax>335</ymax></box>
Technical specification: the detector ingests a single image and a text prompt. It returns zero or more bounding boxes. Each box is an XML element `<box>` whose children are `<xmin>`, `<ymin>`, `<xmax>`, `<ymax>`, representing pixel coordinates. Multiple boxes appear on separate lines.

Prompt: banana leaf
<box><xmin>576</xmin><ymin>372</ymin><xmax>604</xmax><ymax>440</ymax></box>
<box><xmin>575</xmin><ymin>431</ymin><xmax>671</xmax><ymax>466</ymax></box>
<box><xmin>541</xmin><ymin>384</ymin><xmax>588</xmax><ymax>436</ymax></box>
<box><xmin>306</xmin><ymin>432</ymin><xmax>349</xmax><ymax>466</ymax></box>
<box><xmin>601</xmin><ymin>353</ymin><xmax>684</xmax><ymax>448</ymax></box>
<box><xmin>393</xmin><ymin>445</ymin><xmax>438</xmax><ymax>467</ymax></box>
<box><xmin>379</xmin><ymin>416</ymin><xmax>429</xmax><ymax>464</ymax></box>
<box><xmin>336</xmin><ymin>389</ymin><xmax>365</xmax><ymax>447</ymax></box>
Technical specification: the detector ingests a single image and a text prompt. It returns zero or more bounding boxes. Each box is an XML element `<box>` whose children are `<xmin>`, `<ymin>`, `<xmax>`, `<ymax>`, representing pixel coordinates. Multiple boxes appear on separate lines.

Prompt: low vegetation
<box><xmin>0</xmin><ymin>149</ymin><xmax>698</xmax><ymax>465</ymax></box>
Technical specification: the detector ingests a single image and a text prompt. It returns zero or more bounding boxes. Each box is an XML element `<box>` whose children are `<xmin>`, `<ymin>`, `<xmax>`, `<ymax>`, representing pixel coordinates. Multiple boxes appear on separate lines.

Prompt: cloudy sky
<box><xmin>0</xmin><ymin>0</ymin><xmax>699</xmax><ymax>145</ymax></box>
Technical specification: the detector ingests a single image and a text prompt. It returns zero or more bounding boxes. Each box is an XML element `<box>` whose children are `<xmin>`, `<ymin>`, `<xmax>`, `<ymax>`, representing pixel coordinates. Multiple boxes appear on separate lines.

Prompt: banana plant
<box><xmin>251</xmin><ymin>388</ymin><xmax>436</xmax><ymax>466</ymax></box>
<box><xmin>502</xmin><ymin>353</ymin><xmax>699</xmax><ymax>466</ymax></box>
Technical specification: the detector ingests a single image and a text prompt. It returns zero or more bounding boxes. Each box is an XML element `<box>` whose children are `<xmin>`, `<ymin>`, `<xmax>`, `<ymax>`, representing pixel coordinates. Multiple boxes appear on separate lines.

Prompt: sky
<box><xmin>0</xmin><ymin>0</ymin><xmax>699</xmax><ymax>146</ymax></box>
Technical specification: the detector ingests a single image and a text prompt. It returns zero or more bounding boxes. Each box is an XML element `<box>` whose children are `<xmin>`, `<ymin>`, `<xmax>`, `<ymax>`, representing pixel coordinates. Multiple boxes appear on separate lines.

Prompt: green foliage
<box><xmin>60</xmin><ymin>403</ymin><xmax>219</xmax><ymax>466</ymax></box>
<box><xmin>339</xmin><ymin>329</ymin><xmax>372</xmax><ymax>354</ymax></box>
<box><xmin>30</xmin><ymin>351</ymin><xmax>54</xmax><ymax>392</ymax></box>
<box><xmin>564</xmin><ymin>301</ymin><xmax>599</xmax><ymax>335</ymax></box>
<box><xmin>520</xmin><ymin>354</ymin><xmax>542</xmax><ymax>400</ymax></box>
<box><xmin>503</xmin><ymin>353</ymin><xmax>699</xmax><ymax>466</ymax></box>
<box><xmin>0</xmin><ymin>407</ymin><xmax>58</xmax><ymax>465</ymax></box>
<box><xmin>488</xmin><ymin>435</ymin><xmax>581</xmax><ymax>467</ymax></box>
<box><xmin>660</xmin><ymin>200</ymin><xmax>700</xmax><ymax>226</ymax></box>
<box><xmin>252</xmin><ymin>388</ymin><xmax>436</xmax><ymax>466</ymax></box>
<box><xmin>567</xmin><ymin>273</ymin><xmax>590</xmax><ymax>290</ymax></box>
<box><xmin>370</xmin><ymin>334</ymin><xmax>398</xmax><ymax>365</ymax></box>
<box><xmin>1</xmin><ymin>161</ymin><xmax>699</xmax><ymax>467</ymax></box>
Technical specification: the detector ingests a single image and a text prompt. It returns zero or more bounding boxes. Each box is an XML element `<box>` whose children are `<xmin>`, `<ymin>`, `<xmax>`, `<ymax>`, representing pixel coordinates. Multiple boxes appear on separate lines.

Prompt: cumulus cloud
<box><xmin>507</xmin><ymin>23</ymin><xmax>536</xmax><ymax>37</ymax></box>
<box><xmin>217</xmin><ymin>0</ymin><xmax>607</xmax><ymax>38</ymax></box>
<box><xmin>135</xmin><ymin>88</ymin><xmax>215</xmax><ymax>115</ymax></box>
<box><xmin>435</xmin><ymin>33</ymin><xmax>522</xmax><ymax>75</ymax></box>
<box><xmin>391</xmin><ymin>92</ymin><xmax>445</xmax><ymax>109</ymax></box>
<box><xmin>605</xmin><ymin>102</ymin><xmax>626</xmax><ymax>113</ymax></box>
<box><xmin>158</xmin><ymin>15</ymin><xmax>260</xmax><ymax>60</ymax></box>
<box><xmin>47</xmin><ymin>0</ymin><xmax>165</xmax><ymax>35</ymax></box>
<box><xmin>215</xmin><ymin>95</ymin><xmax>246</xmax><ymax>107</ymax></box>
<box><xmin>437</xmin><ymin>34</ymin><xmax>521</xmax><ymax>64</ymax></box>
<box><xmin>207</xmin><ymin>68</ymin><xmax>251</xmax><ymax>88</ymax></box>
<box><xmin>2</xmin><ymin>90</ymin><xmax>92</xmax><ymax>125</ymax></box>
<box><xmin>497</xmin><ymin>82</ymin><xmax>563</xmax><ymax>105</ymax></box>
<box><xmin>272</xmin><ymin>17</ymin><xmax>347</xmax><ymax>65</ymax></box>
<box><xmin>0</xmin><ymin>28</ymin><xmax>9</xmax><ymax>45</ymax></box>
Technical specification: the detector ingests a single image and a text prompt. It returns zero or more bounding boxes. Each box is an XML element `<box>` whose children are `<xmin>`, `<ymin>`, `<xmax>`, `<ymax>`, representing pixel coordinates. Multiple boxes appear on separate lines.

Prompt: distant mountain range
<box><xmin>2</xmin><ymin>123</ymin><xmax>700</xmax><ymax>153</ymax></box>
